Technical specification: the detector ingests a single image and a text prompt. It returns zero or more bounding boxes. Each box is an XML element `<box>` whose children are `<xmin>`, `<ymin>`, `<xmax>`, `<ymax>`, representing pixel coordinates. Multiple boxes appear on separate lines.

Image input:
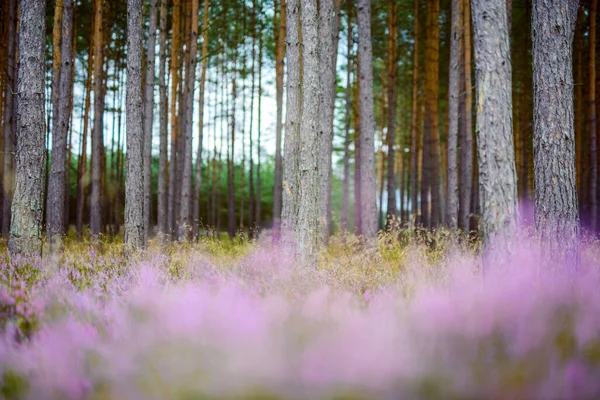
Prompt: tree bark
<box><xmin>532</xmin><ymin>0</ymin><xmax>579</xmax><ymax>259</ymax></box>
<box><xmin>227</xmin><ymin>28</ymin><xmax>237</xmax><ymax>240</ymax></box>
<box><xmin>459</xmin><ymin>0</ymin><xmax>473</xmax><ymax>231</ymax></box>
<box><xmin>9</xmin><ymin>0</ymin><xmax>47</xmax><ymax>256</ymax></box>
<box><xmin>353</xmin><ymin>66</ymin><xmax>362</xmax><ymax>235</ymax></box>
<box><xmin>168</xmin><ymin>0</ymin><xmax>181</xmax><ymax>236</ymax></box>
<box><xmin>282</xmin><ymin>0</ymin><xmax>300</xmax><ymax>235</ymax></box>
<box><xmin>342</xmin><ymin>8</ymin><xmax>352</xmax><ymax>237</ymax></box>
<box><xmin>47</xmin><ymin>0</ymin><xmax>75</xmax><ymax>246</ymax></box>
<box><xmin>248</xmin><ymin>0</ymin><xmax>257</xmax><ymax>235</ymax></box>
<box><xmin>90</xmin><ymin>0</ymin><xmax>104</xmax><ymax>238</ymax></box>
<box><xmin>446</xmin><ymin>0</ymin><xmax>460</xmax><ymax>230</ymax></box>
<box><xmin>471</xmin><ymin>0</ymin><xmax>519</xmax><ymax>247</ymax></box>
<box><xmin>255</xmin><ymin>16</ymin><xmax>263</xmax><ymax>232</ymax></box>
<box><xmin>385</xmin><ymin>0</ymin><xmax>398</xmax><ymax>226</ymax></box>
<box><xmin>357</xmin><ymin>0</ymin><xmax>378</xmax><ymax>240</ymax></box>
<box><xmin>273</xmin><ymin>0</ymin><xmax>286</xmax><ymax>241</ymax></box>
<box><xmin>410</xmin><ymin>0</ymin><xmax>419</xmax><ymax>228</ymax></box>
<box><xmin>157</xmin><ymin>0</ymin><xmax>168</xmax><ymax>236</ymax></box>
<box><xmin>589</xmin><ymin>0</ymin><xmax>597</xmax><ymax>232</ymax></box>
<box><xmin>143</xmin><ymin>0</ymin><xmax>158</xmax><ymax>242</ymax></box>
<box><xmin>125</xmin><ymin>0</ymin><xmax>145</xmax><ymax>249</ymax></box>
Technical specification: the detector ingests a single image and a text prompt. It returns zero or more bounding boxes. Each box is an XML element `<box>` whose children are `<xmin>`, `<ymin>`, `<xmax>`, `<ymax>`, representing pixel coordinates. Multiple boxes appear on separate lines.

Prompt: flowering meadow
<box><xmin>1</xmin><ymin>229</ymin><xmax>600</xmax><ymax>400</ymax></box>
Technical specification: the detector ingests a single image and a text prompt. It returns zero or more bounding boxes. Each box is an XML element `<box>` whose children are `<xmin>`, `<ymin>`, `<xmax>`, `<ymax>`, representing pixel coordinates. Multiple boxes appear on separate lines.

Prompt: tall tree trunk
<box><xmin>282</xmin><ymin>0</ymin><xmax>300</xmax><ymax>235</ymax></box>
<box><xmin>410</xmin><ymin>0</ymin><xmax>419</xmax><ymax>228</ymax></box>
<box><xmin>193</xmin><ymin>0</ymin><xmax>210</xmax><ymax>238</ymax></box>
<box><xmin>2</xmin><ymin>0</ymin><xmax>17</xmax><ymax>237</ymax></box>
<box><xmin>318</xmin><ymin>0</ymin><xmax>336</xmax><ymax>242</ymax></box>
<box><xmin>342</xmin><ymin>9</ymin><xmax>352</xmax><ymax>237</ymax></box>
<box><xmin>143</xmin><ymin>0</ymin><xmax>158</xmax><ymax>242</ymax></box>
<box><xmin>273</xmin><ymin>0</ymin><xmax>286</xmax><ymax>241</ymax></box>
<box><xmin>296</xmin><ymin>0</ymin><xmax>320</xmax><ymax>265</ymax></box>
<box><xmin>180</xmin><ymin>0</ymin><xmax>199</xmax><ymax>239</ymax></box>
<box><xmin>459</xmin><ymin>0</ymin><xmax>473</xmax><ymax>231</ymax></box>
<box><xmin>9</xmin><ymin>0</ymin><xmax>46</xmax><ymax>256</ymax></box>
<box><xmin>471</xmin><ymin>0</ymin><xmax>518</xmax><ymax>247</ymax></box>
<box><xmin>125</xmin><ymin>0</ymin><xmax>145</xmax><ymax>249</ymax></box>
<box><xmin>227</xmin><ymin>30</ymin><xmax>238</xmax><ymax>240</ymax></box>
<box><xmin>589</xmin><ymin>0</ymin><xmax>597</xmax><ymax>232</ymax></box>
<box><xmin>168</xmin><ymin>0</ymin><xmax>182</xmax><ymax>236</ymax></box>
<box><xmin>47</xmin><ymin>0</ymin><xmax>74</xmax><ymax>246</ymax></box>
<box><xmin>353</xmin><ymin>67</ymin><xmax>362</xmax><ymax>235</ymax></box>
<box><xmin>445</xmin><ymin>0</ymin><xmax>460</xmax><ymax>230</ymax></box>
<box><xmin>385</xmin><ymin>0</ymin><xmax>398</xmax><ymax>226</ymax></box>
<box><xmin>51</xmin><ymin>0</ymin><xmax>63</xmax><ymax>163</ymax></box>
<box><xmin>256</xmin><ymin>18</ymin><xmax>263</xmax><ymax>232</ymax></box>
<box><xmin>575</xmin><ymin>5</ymin><xmax>583</xmax><ymax>206</ymax></box>
<box><xmin>532</xmin><ymin>0</ymin><xmax>579</xmax><ymax>258</ymax></box>
<box><xmin>248</xmin><ymin>0</ymin><xmax>257</xmax><ymax>235</ymax></box>
<box><xmin>157</xmin><ymin>0</ymin><xmax>168</xmax><ymax>236</ymax></box>
<box><xmin>424</xmin><ymin>0</ymin><xmax>441</xmax><ymax>229</ymax></box>
<box><xmin>90</xmin><ymin>0</ymin><xmax>104</xmax><ymax>237</ymax></box>
<box><xmin>357</xmin><ymin>0</ymin><xmax>378</xmax><ymax>240</ymax></box>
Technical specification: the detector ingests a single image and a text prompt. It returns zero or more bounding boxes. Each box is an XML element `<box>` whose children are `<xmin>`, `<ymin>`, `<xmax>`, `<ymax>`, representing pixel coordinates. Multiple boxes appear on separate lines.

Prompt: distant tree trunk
<box><xmin>168</xmin><ymin>0</ymin><xmax>182</xmax><ymax>236</ymax></box>
<box><xmin>446</xmin><ymin>0</ymin><xmax>460</xmax><ymax>230</ymax></box>
<box><xmin>51</xmin><ymin>0</ymin><xmax>63</xmax><ymax>161</ymax></box>
<box><xmin>296</xmin><ymin>0</ymin><xmax>320</xmax><ymax>265</ymax></box>
<box><xmin>47</xmin><ymin>0</ymin><xmax>74</xmax><ymax>246</ymax></box>
<box><xmin>471</xmin><ymin>0</ymin><xmax>518</xmax><ymax>246</ymax></box>
<box><xmin>90</xmin><ymin>0</ymin><xmax>105</xmax><ymax>238</ymax></box>
<box><xmin>282</xmin><ymin>0</ymin><xmax>300</xmax><ymax>234</ymax></box>
<box><xmin>410</xmin><ymin>0</ymin><xmax>419</xmax><ymax>228</ymax></box>
<box><xmin>227</xmin><ymin>37</ymin><xmax>237</xmax><ymax>240</ymax></box>
<box><xmin>353</xmin><ymin>67</ymin><xmax>362</xmax><ymax>235</ymax></box>
<box><xmin>342</xmin><ymin>9</ymin><xmax>352</xmax><ymax>237</ymax></box>
<box><xmin>124</xmin><ymin>0</ymin><xmax>145</xmax><ymax>249</ymax></box>
<box><xmin>589</xmin><ymin>0</ymin><xmax>597</xmax><ymax>232</ymax></box>
<box><xmin>249</xmin><ymin>0</ymin><xmax>257</xmax><ymax>235</ymax></box>
<box><xmin>217</xmin><ymin>58</ymin><xmax>225</xmax><ymax>238</ymax></box>
<box><xmin>180</xmin><ymin>0</ymin><xmax>199</xmax><ymax>239</ymax></box>
<box><xmin>532</xmin><ymin>0</ymin><xmax>579</xmax><ymax>258</ymax></box>
<box><xmin>2</xmin><ymin>0</ymin><xmax>17</xmax><ymax>237</ymax></box>
<box><xmin>459</xmin><ymin>0</ymin><xmax>473</xmax><ymax>231</ymax></box>
<box><xmin>193</xmin><ymin>0</ymin><xmax>210</xmax><ymax>238</ymax></box>
<box><xmin>143</xmin><ymin>0</ymin><xmax>158</xmax><ymax>242</ymax></box>
<box><xmin>9</xmin><ymin>0</ymin><xmax>47</xmax><ymax>256</ymax></box>
<box><xmin>357</xmin><ymin>0</ymin><xmax>378</xmax><ymax>240</ymax></box>
<box><xmin>424</xmin><ymin>0</ymin><xmax>441</xmax><ymax>229</ymax></box>
<box><xmin>273</xmin><ymin>0</ymin><xmax>286</xmax><ymax>241</ymax></box>
<box><xmin>318</xmin><ymin>0</ymin><xmax>336</xmax><ymax>242</ymax></box>
<box><xmin>157</xmin><ymin>0</ymin><xmax>168</xmax><ymax>236</ymax></box>
<box><xmin>385</xmin><ymin>0</ymin><xmax>398</xmax><ymax>226</ymax></box>
<box><xmin>256</xmin><ymin>20</ymin><xmax>263</xmax><ymax>231</ymax></box>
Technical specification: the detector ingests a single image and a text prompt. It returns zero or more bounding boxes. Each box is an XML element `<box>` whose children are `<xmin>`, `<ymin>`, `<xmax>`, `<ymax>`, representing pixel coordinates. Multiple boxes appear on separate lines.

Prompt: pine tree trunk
<box><xmin>445</xmin><ymin>0</ymin><xmax>460</xmax><ymax>230</ymax></box>
<box><xmin>9</xmin><ymin>0</ymin><xmax>47</xmax><ymax>256</ymax></box>
<box><xmin>385</xmin><ymin>0</ymin><xmax>398</xmax><ymax>225</ymax></box>
<box><xmin>47</xmin><ymin>0</ymin><xmax>74</xmax><ymax>246</ymax></box>
<box><xmin>2</xmin><ymin>0</ymin><xmax>17</xmax><ymax>237</ymax></box>
<box><xmin>90</xmin><ymin>0</ymin><xmax>104</xmax><ymax>237</ymax></box>
<box><xmin>410</xmin><ymin>0</ymin><xmax>419</xmax><ymax>228</ymax></box>
<box><xmin>532</xmin><ymin>0</ymin><xmax>579</xmax><ymax>258</ymax></box>
<box><xmin>471</xmin><ymin>0</ymin><xmax>518</xmax><ymax>247</ymax></box>
<box><xmin>143</xmin><ymin>0</ymin><xmax>158</xmax><ymax>242</ymax></box>
<box><xmin>459</xmin><ymin>0</ymin><xmax>473</xmax><ymax>231</ymax></box>
<box><xmin>575</xmin><ymin>5</ymin><xmax>583</xmax><ymax>205</ymax></box>
<box><xmin>357</xmin><ymin>0</ymin><xmax>378</xmax><ymax>240</ymax></box>
<box><xmin>273</xmin><ymin>0</ymin><xmax>286</xmax><ymax>241</ymax></box>
<box><xmin>318</xmin><ymin>0</ymin><xmax>336</xmax><ymax>242</ymax></box>
<box><xmin>589</xmin><ymin>0</ymin><xmax>597</xmax><ymax>232</ymax></box>
<box><xmin>227</xmin><ymin>35</ymin><xmax>237</xmax><ymax>240</ymax></box>
<box><xmin>51</xmin><ymin>0</ymin><xmax>63</xmax><ymax>163</ymax></box>
<box><xmin>124</xmin><ymin>0</ymin><xmax>145</xmax><ymax>249</ymax></box>
<box><xmin>342</xmin><ymin>10</ymin><xmax>352</xmax><ymax>237</ymax></box>
<box><xmin>353</xmin><ymin>68</ymin><xmax>362</xmax><ymax>235</ymax></box>
<box><xmin>157</xmin><ymin>0</ymin><xmax>168</xmax><ymax>236</ymax></box>
<box><xmin>255</xmin><ymin>19</ymin><xmax>263</xmax><ymax>232</ymax></box>
<box><xmin>193</xmin><ymin>0</ymin><xmax>210</xmax><ymax>238</ymax></box>
<box><xmin>282</xmin><ymin>0</ymin><xmax>299</xmax><ymax>235</ymax></box>
<box><xmin>248</xmin><ymin>0</ymin><xmax>257</xmax><ymax>235</ymax></box>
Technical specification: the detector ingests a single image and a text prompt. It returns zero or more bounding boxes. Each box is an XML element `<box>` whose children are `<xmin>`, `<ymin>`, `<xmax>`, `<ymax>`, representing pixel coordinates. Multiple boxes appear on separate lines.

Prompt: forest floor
<box><xmin>1</xmin><ymin>229</ymin><xmax>600</xmax><ymax>399</ymax></box>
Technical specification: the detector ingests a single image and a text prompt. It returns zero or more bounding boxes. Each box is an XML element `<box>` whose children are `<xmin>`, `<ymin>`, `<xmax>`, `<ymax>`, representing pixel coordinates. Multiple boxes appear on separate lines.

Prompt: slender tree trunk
<box><xmin>47</xmin><ymin>0</ymin><xmax>74</xmax><ymax>247</ymax></box>
<box><xmin>357</xmin><ymin>0</ymin><xmax>378</xmax><ymax>240</ymax></box>
<box><xmin>589</xmin><ymin>0</ymin><xmax>597</xmax><ymax>232</ymax></box>
<box><xmin>273</xmin><ymin>0</ymin><xmax>286</xmax><ymax>241</ymax></box>
<box><xmin>217</xmin><ymin>57</ymin><xmax>225</xmax><ymax>238</ymax></box>
<box><xmin>353</xmin><ymin>68</ymin><xmax>362</xmax><ymax>235</ymax></box>
<box><xmin>180</xmin><ymin>0</ymin><xmax>199</xmax><ymax>239</ymax></box>
<box><xmin>446</xmin><ymin>0</ymin><xmax>460</xmax><ymax>230</ymax></box>
<box><xmin>471</xmin><ymin>0</ymin><xmax>518</xmax><ymax>247</ymax></box>
<box><xmin>532</xmin><ymin>0</ymin><xmax>580</xmax><ymax>259</ymax></box>
<box><xmin>385</xmin><ymin>0</ymin><xmax>398</xmax><ymax>226</ymax></box>
<box><xmin>256</xmin><ymin>18</ymin><xmax>263</xmax><ymax>232</ymax></box>
<box><xmin>157</xmin><ymin>0</ymin><xmax>168</xmax><ymax>236</ymax></box>
<box><xmin>410</xmin><ymin>0</ymin><xmax>419</xmax><ymax>228</ymax></box>
<box><xmin>125</xmin><ymin>0</ymin><xmax>145</xmax><ymax>249</ymax></box>
<box><xmin>2</xmin><ymin>0</ymin><xmax>17</xmax><ymax>237</ymax></box>
<box><xmin>227</xmin><ymin>33</ymin><xmax>238</xmax><ymax>240</ymax></box>
<box><xmin>51</xmin><ymin>0</ymin><xmax>63</xmax><ymax>162</ymax></box>
<box><xmin>282</xmin><ymin>0</ymin><xmax>299</xmax><ymax>235</ymax></box>
<box><xmin>318</xmin><ymin>0</ymin><xmax>336</xmax><ymax>242</ymax></box>
<box><xmin>193</xmin><ymin>0</ymin><xmax>210</xmax><ymax>237</ymax></box>
<box><xmin>342</xmin><ymin>9</ymin><xmax>352</xmax><ymax>237</ymax></box>
<box><xmin>143</xmin><ymin>0</ymin><xmax>158</xmax><ymax>242</ymax></box>
<box><xmin>249</xmin><ymin>0</ymin><xmax>257</xmax><ymax>235</ymax></box>
<box><xmin>168</xmin><ymin>0</ymin><xmax>182</xmax><ymax>236</ymax></box>
<box><xmin>459</xmin><ymin>0</ymin><xmax>473</xmax><ymax>231</ymax></box>
<box><xmin>9</xmin><ymin>0</ymin><xmax>47</xmax><ymax>256</ymax></box>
